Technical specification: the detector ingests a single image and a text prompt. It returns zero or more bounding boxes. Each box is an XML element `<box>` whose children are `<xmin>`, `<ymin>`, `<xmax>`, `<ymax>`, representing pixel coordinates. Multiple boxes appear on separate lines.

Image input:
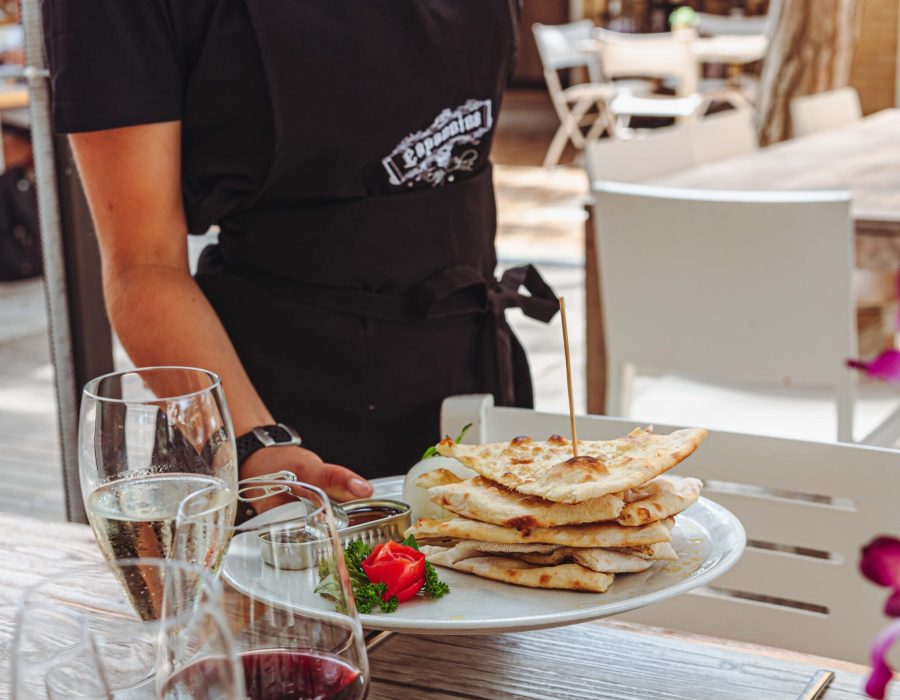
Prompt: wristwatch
<box><xmin>236</xmin><ymin>423</ymin><xmax>302</xmax><ymax>465</ymax></box>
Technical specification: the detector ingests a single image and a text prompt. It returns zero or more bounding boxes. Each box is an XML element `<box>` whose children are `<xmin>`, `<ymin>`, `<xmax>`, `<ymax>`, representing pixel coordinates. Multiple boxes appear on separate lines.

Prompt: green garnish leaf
<box><xmin>420</xmin><ymin>422</ymin><xmax>474</xmax><ymax>460</ymax></box>
<box><xmin>317</xmin><ymin>535</ymin><xmax>450</xmax><ymax>613</ymax></box>
<box><xmin>402</xmin><ymin>534</ymin><xmax>450</xmax><ymax>599</ymax></box>
<box><xmin>316</xmin><ymin>538</ymin><xmax>404</xmax><ymax>615</ymax></box>
<box><xmin>423</xmin><ymin>560</ymin><xmax>450</xmax><ymax>599</ymax></box>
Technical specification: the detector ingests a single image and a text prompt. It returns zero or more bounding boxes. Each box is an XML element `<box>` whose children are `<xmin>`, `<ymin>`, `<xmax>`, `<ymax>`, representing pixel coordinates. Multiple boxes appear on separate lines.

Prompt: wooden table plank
<box><xmin>655</xmin><ymin>109</ymin><xmax>900</xmax><ymax>270</ymax></box>
<box><xmin>0</xmin><ymin>513</ymin><xmax>883</xmax><ymax>699</ymax></box>
<box><xmin>368</xmin><ymin>622</ymin><xmax>876</xmax><ymax>699</ymax></box>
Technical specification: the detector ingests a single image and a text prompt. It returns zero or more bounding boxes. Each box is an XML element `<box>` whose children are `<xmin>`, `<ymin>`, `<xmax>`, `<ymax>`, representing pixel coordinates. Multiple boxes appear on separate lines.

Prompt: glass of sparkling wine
<box><xmin>174</xmin><ymin>480</ymin><xmax>370</xmax><ymax>700</ymax></box>
<box><xmin>12</xmin><ymin>558</ymin><xmax>241</xmax><ymax>699</ymax></box>
<box><xmin>79</xmin><ymin>367</ymin><xmax>238</xmax><ymax>620</ymax></box>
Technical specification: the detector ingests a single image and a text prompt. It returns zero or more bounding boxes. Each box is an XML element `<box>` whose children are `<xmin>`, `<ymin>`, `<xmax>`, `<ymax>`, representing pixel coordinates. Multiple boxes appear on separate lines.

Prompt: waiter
<box><xmin>44</xmin><ymin>0</ymin><xmax>558</xmax><ymax>500</ymax></box>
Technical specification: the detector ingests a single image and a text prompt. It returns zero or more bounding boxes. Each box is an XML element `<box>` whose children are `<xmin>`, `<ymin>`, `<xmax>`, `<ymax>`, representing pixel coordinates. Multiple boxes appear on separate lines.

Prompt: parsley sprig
<box><xmin>316</xmin><ymin>536</ymin><xmax>450</xmax><ymax>613</ymax></box>
<box><xmin>401</xmin><ymin>534</ymin><xmax>450</xmax><ymax>599</ymax></box>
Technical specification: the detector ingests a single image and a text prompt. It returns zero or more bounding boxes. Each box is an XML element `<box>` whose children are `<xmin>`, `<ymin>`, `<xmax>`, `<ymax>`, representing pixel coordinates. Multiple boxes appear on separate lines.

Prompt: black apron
<box><xmin>195</xmin><ymin>0</ymin><xmax>558</xmax><ymax>477</ymax></box>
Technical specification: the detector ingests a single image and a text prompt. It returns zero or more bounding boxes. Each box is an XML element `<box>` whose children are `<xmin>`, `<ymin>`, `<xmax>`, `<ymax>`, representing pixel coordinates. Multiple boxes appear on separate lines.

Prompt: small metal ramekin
<box><xmin>339</xmin><ymin>499</ymin><xmax>413</xmax><ymax>550</ymax></box>
<box><xmin>258</xmin><ymin>498</ymin><xmax>412</xmax><ymax>570</ymax></box>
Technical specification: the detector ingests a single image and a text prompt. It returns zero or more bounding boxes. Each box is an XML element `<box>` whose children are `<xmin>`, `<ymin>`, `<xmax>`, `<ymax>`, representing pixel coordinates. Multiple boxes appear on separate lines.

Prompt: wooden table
<box><xmin>0</xmin><ymin>513</ymin><xmax>879</xmax><ymax>699</ymax></box>
<box><xmin>585</xmin><ymin>109</ymin><xmax>900</xmax><ymax>413</ymax></box>
<box><xmin>655</xmin><ymin>109</ymin><xmax>900</xmax><ymax>271</ymax></box>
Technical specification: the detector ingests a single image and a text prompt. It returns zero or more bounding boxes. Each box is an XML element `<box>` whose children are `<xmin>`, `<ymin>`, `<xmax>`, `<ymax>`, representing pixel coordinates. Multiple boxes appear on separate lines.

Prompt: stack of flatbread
<box><xmin>405</xmin><ymin>427</ymin><xmax>706</xmax><ymax>593</ymax></box>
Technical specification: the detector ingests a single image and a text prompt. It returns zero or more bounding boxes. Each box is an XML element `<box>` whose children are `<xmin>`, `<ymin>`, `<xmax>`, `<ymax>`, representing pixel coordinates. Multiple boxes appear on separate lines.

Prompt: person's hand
<box><xmin>240</xmin><ymin>445</ymin><xmax>373</xmax><ymax>504</ymax></box>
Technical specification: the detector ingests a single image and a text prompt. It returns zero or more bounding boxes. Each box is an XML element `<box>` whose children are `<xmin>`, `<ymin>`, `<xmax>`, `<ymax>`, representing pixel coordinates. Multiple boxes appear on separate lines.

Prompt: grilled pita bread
<box><xmin>453</xmin><ymin>540</ymin><xmax>679</xmax><ymax>562</ymax></box>
<box><xmin>414</xmin><ymin>468</ymin><xmax>465</xmax><ymax>489</ymax></box>
<box><xmin>618</xmin><ymin>477</ymin><xmax>703</xmax><ymax>526</ymax></box>
<box><xmin>615</xmin><ymin>542</ymin><xmax>679</xmax><ymax>561</ymax></box>
<box><xmin>519</xmin><ymin>548</ymin><xmax>655</xmax><ymax>573</ymax></box>
<box><xmin>423</xmin><ymin>545</ymin><xmax>615</xmax><ymax>593</ymax></box>
<box><xmin>454</xmin><ymin>541</ymin><xmax>563</xmax><ymax>554</ymax></box>
<box><xmin>407</xmin><ymin>516</ymin><xmax>673</xmax><ymax>548</ymax></box>
<box><xmin>423</xmin><ymin>474</ymin><xmax>625</xmax><ymax>530</ymax></box>
<box><xmin>435</xmin><ymin>427</ymin><xmax>706</xmax><ymax>503</ymax></box>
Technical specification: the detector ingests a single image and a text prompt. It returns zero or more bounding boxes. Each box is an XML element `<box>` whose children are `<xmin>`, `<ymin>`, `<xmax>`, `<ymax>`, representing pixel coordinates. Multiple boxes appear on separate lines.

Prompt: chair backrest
<box><xmin>440</xmin><ymin>394</ymin><xmax>898</xmax><ymax>663</ymax></box>
<box><xmin>533</xmin><ymin>20</ymin><xmax>600</xmax><ymax>77</ymax></box>
<box><xmin>591</xmin><ymin>182</ymin><xmax>857</xmax><ymax>439</ymax></box>
<box><xmin>687</xmin><ymin>108</ymin><xmax>757</xmax><ymax>164</ymax></box>
<box><xmin>696</xmin><ymin>12</ymin><xmax>769</xmax><ymax>37</ymax></box>
<box><xmin>594</xmin><ymin>28</ymin><xmax>698</xmax><ymax>95</ymax></box>
<box><xmin>790</xmin><ymin>87</ymin><xmax>863</xmax><ymax>138</ymax></box>
<box><xmin>584</xmin><ymin>109</ymin><xmax>757</xmax><ymax>185</ymax></box>
<box><xmin>585</xmin><ymin>129</ymin><xmax>695</xmax><ymax>185</ymax></box>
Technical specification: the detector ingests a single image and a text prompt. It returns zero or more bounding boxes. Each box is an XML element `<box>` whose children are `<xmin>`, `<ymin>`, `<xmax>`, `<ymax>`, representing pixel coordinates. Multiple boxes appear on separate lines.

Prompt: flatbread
<box><xmin>454</xmin><ymin>540</ymin><xmax>678</xmax><ymax>562</ymax></box>
<box><xmin>618</xmin><ymin>477</ymin><xmax>703</xmax><ymax>526</ymax></box>
<box><xmin>435</xmin><ymin>427</ymin><xmax>707</xmax><ymax>503</ymax></box>
<box><xmin>454</xmin><ymin>541</ymin><xmax>563</xmax><ymax>554</ymax></box>
<box><xmin>423</xmin><ymin>545</ymin><xmax>615</xmax><ymax>593</ymax></box>
<box><xmin>424</xmin><ymin>474</ymin><xmax>625</xmax><ymax>529</ymax></box>
<box><xmin>414</xmin><ymin>469</ymin><xmax>465</xmax><ymax>489</ymax></box>
<box><xmin>616</xmin><ymin>542</ymin><xmax>679</xmax><ymax>561</ymax></box>
<box><xmin>407</xmin><ymin>516</ymin><xmax>673</xmax><ymax>548</ymax></box>
<box><xmin>520</xmin><ymin>548</ymin><xmax>655</xmax><ymax>573</ymax></box>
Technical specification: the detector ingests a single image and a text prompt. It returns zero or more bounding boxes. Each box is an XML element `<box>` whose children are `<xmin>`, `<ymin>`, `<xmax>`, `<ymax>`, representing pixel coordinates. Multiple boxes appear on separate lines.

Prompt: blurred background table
<box><xmin>654</xmin><ymin>109</ymin><xmax>900</xmax><ymax>270</ymax></box>
<box><xmin>0</xmin><ymin>512</ymin><xmax>878</xmax><ymax>699</ymax></box>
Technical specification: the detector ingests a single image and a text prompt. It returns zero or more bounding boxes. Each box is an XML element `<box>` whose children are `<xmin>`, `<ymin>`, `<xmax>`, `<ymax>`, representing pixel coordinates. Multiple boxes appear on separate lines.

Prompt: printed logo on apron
<box><xmin>381</xmin><ymin>98</ymin><xmax>493</xmax><ymax>188</ymax></box>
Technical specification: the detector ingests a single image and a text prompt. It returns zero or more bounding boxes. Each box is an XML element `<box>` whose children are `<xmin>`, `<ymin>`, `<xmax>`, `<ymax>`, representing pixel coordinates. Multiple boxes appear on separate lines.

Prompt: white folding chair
<box><xmin>532</xmin><ymin>21</ymin><xmax>617</xmax><ymax>168</ymax></box>
<box><xmin>594</xmin><ymin>28</ymin><xmax>749</xmax><ymax>126</ymax></box>
<box><xmin>440</xmin><ymin>394</ymin><xmax>900</xmax><ymax>663</ymax></box>
<box><xmin>591</xmin><ymin>183</ymin><xmax>861</xmax><ymax>443</ymax></box>
<box><xmin>790</xmin><ymin>87</ymin><xmax>863</xmax><ymax>138</ymax></box>
<box><xmin>584</xmin><ymin>108</ymin><xmax>757</xmax><ymax>185</ymax></box>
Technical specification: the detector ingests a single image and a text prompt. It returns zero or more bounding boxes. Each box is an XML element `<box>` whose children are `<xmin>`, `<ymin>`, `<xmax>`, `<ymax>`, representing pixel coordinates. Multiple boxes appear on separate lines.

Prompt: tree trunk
<box><xmin>757</xmin><ymin>0</ymin><xmax>864</xmax><ymax>145</ymax></box>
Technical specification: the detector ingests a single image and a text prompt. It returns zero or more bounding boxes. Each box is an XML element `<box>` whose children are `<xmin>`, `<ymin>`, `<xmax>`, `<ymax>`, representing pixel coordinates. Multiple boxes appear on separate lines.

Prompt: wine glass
<box><xmin>12</xmin><ymin>558</ymin><xmax>241</xmax><ymax>699</ymax></box>
<box><xmin>79</xmin><ymin>367</ymin><xmax>238</xmax><ymax>619</ymax></box>
<box><xmin>176</xmin><ymin>480</ymin><xmax>370</xmax><ymax>700</ymax></box>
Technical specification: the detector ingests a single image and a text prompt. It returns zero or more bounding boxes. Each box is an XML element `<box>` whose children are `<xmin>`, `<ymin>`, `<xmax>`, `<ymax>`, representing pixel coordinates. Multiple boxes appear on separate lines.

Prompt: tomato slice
<box><xmin>362</xmin><ymin>541</ymin><xmax>426</xmax><ymax>602</ymax></box>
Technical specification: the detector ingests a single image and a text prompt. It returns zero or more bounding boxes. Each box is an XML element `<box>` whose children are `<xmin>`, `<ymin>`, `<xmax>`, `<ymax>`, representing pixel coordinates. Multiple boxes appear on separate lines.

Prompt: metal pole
<box><xmin>20</xmin><ymin>0</ymin><xmax>114</xmax><ymax>522</ymax></box>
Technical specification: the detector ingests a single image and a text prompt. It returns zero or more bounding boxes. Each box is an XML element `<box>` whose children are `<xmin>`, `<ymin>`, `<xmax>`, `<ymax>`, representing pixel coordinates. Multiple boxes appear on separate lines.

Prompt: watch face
<box><xmin>266</xmin><ymin>425</ymin><xmax>292</xmax><ymax>443</ymax></box>
<box><xmin>252</xmin><ymin>424</ymin><xmax>302</xmax><ymax>448</ymax></box>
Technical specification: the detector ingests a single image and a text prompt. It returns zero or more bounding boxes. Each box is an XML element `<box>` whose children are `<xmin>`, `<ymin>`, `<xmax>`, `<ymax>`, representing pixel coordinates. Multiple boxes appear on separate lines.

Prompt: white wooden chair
<box><xmin>585</xmin><ymin>126</ymin><xmax>694</xmax><ymax>184</ymax></box>
<box><xmin>584</xmin><ymin>109</ymin><xmax>757</xmax><ymax>184</ymax></box>
<box><xmin>532</xmin><ymin>21</ymin><xmax>617</xmax><ymax>168</ymax></box>
<box><xmin>592</xmin><ymin>28</ymin><xmax>748</xmax><ymax>130</ymax></box>
<box><xmin>790</xmin><ymin>87</ymin><xmax>863</xmax><ymax>138</ymax></box>
<box><xmin>592</xmin><ymin>28</ymin><xmax>705</xmax><ymax>133</ymax></box>
<box><xmin>591</xmin><ymin>182</ymin><xmax>862</xmax><ymax>444</ymax></box>
<box><xmin>687</xmin><ymin>108</ymin><xmax>757</xmax><ymax>164</ymax></box>
<box><xmin>440</xmin><ymin>394</ymin><xmax>900</xmax><ymax>663</ymax></box>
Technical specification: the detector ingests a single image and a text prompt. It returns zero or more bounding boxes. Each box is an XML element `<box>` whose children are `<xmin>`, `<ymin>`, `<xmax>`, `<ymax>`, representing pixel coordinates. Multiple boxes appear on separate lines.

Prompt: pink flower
<box><xmin>861</xmin><ymin>537</ymin><xmax>900</xmax><ymax>698</ymax></box>
<box><xmin>866</xmin><ymin>620</ymin><xmax>900</xmax><ymax>700</ymax></box>
<box><xmin>848</xmin><ymin>351</ymin><xmax>900</xmax><ymax>383</ymax></box>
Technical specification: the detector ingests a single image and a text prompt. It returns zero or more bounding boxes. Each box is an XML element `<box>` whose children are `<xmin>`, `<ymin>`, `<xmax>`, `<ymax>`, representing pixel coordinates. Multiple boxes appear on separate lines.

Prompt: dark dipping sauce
<box><xmin>346</xmin><ymin>505</ymin><xmax>405</xmax><ymax>527</ymax></box>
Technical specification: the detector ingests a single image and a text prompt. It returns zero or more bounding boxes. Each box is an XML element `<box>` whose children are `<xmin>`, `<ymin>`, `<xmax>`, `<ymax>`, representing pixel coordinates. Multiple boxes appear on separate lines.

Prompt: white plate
<box><xmin>222</xmin><ymin>475</ymin><xmax>745</xmax><ymax>635</ymax></box>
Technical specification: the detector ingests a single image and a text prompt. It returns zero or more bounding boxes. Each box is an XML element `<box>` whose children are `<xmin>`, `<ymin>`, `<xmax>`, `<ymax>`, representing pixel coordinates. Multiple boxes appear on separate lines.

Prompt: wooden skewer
<box><xmin>559</xmin><ymin>296</ymin><xmax>578</xmax><ymax>458</ymax></box>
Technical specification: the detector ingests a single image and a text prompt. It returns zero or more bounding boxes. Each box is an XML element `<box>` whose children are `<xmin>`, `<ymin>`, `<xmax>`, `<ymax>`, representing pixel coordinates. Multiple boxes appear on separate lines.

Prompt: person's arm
<box><xmin>69</xmin><ymin>122</ymin><xmax>372</xmax><ymax>500</ymax></box>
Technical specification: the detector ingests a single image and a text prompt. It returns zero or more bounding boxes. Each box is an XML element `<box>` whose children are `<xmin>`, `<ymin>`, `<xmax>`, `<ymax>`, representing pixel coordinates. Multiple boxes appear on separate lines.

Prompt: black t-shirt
<box><xmin>43</xmin><ymin>0</ymin><xmax>274</xmax><ymax>233</ymax></box>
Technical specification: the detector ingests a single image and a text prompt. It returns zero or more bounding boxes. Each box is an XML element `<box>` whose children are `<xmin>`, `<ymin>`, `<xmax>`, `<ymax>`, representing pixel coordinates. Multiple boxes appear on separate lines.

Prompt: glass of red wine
<box><xmin>175</xmin><ymin>479</ymin><xmax>369</xmax><ymax>700</ymax></box>
<box><xmin>12</xmin><ymin>558</ymin><xmax>241</xmax><ymax>699</ymax></box>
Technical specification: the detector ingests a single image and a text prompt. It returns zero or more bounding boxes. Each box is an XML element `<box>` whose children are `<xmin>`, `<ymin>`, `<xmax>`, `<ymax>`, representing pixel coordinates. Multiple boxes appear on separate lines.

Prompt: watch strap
<box><xmin>235</xmin><ymin>423</ymin><xmax>302</xmax><ymax>465</ymax></box>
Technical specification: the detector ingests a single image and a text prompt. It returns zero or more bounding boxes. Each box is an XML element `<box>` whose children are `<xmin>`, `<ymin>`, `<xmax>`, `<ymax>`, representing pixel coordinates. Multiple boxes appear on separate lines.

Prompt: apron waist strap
<box><xmin>215</xmin><ymin>250</ymin><xmax>560</xmax><ymax>405</ymax></box>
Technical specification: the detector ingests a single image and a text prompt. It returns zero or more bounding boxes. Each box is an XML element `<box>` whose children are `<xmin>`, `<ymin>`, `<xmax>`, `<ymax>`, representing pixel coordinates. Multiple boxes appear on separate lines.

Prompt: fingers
<box><xmin>298</xmin><ymin>462</ymin><xmax>373</xmax><ymax>502</ymax></box>
<box><xmin>239</xmin><ymin>445</ymin><xmax>374</xmax><ymax>506</ymax></box>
